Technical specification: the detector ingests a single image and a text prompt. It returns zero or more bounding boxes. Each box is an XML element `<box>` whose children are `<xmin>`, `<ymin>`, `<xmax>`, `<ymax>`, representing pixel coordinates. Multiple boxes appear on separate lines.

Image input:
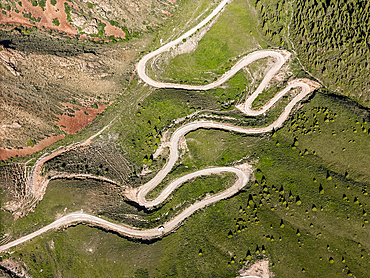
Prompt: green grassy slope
<box><xmin>149</xmin><ymin>0</ymin><xmax>267</xmax><ymax>84</ymax></box>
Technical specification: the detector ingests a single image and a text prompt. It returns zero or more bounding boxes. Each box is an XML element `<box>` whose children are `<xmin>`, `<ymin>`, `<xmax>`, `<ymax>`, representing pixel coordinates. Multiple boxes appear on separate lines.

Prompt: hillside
<box><xmin>0</xmin><ymin>0</ymin><xmax>178</xmax><ymax>40</ymax></box>
<box><xmin>0</xmin><ymin>0</ymin><xmax>370</xmax><ymax>277</ymax></box>
<box><xmin>0</xmin><ymin>0</ymin><xmax>180</xmax><ymax>159</ymax></box>
<box><xmin>290</xmin><ymin>0</ymin><xmax>370</xmax><ymax>107</ymax></box>
<box><xmin>252</xmin><ymin>0</ymin><xmax>370</xmax><ymax>107</ymax></box>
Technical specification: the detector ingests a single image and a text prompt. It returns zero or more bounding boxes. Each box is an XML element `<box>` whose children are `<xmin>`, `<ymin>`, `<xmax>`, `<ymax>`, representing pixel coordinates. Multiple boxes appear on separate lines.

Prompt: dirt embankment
<box><xmin>55</xmin><ymin>102</ymin><xmax>107</xmax><ymax>134</ymax></box>
<box><xmin>0</xmin><ymin>134</ymin><xmax>65</xmax><ymax>161</ymax></box>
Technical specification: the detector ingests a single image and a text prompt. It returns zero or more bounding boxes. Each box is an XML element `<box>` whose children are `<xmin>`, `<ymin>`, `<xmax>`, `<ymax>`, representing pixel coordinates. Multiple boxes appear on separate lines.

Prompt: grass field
<box><xmin>148</xmin><ymin>0</ymin><xmax>225</xmax><ymax>51</ymax></box>
<box><xmin>148</xmin><ymin>0</ymin><xmax>268</xmax><ymax>84</ymax></box>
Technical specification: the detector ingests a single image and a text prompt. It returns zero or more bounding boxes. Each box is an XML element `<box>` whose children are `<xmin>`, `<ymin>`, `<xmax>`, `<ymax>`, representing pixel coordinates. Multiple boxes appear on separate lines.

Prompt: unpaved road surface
<box><xmin>0</xmin><ymin>0</ymin><xmax>319</xmax><ymax>254</ymax></box>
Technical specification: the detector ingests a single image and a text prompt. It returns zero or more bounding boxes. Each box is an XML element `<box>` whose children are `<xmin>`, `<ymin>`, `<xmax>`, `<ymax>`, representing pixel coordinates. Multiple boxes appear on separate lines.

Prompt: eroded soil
<box><xmin>0</xmin><ymin>134</ymin><xmax>65</xmax><ymax>161</ymax></box>
<box><xmin>0</xmin><ymin>0</ymin><xmax>78</xmax><ymax>36</ymax></box>
<box><xmin>0</xmin><ymin>0</ymin><xmax>125</xmax><ymax>39</ymax></box>
<box><xmin>56</xmin><ymin>102</ymin><xmax>107</xmax><ymax>134</ymax></box>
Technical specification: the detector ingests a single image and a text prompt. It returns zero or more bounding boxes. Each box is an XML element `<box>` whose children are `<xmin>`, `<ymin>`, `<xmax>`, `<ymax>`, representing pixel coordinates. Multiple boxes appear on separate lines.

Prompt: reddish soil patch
<box><xmin>1</xmin><ymin>0</ymin><xmax>125</xmax><ymax>40</ymax></box>
<box><xmin>0</xmin><ymin>0</ymin><xmax>78</xmax><ymax>36</ymax></box>
<box><xmin>56</xmin><ymin>103</ymin><xmax>107</xmax><ymax>134</ymax></box>
<box><xmin>104</xmin><ymin>22</ymin><xmax>126</xmax><ymax>39</ymax></box>
<box><xmin>0</xmin><ymin>134</ymin><xmax>65</xmax><ymax>161</ymax></box>
<box><xmin>162</xmin><ymin>10</ymin><xmax>172</xmax><ymax>17</ymax></box>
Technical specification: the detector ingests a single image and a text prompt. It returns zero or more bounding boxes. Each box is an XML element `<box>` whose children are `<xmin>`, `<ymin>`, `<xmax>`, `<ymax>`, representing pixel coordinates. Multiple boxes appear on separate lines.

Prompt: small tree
<box><xmin>319</xmin><ymin>184</ymin><xmax>324</xmax><ymax>194</ymax></box>
<box><xmin>230</xmin><ymin>255</ymin><xmax>236</xmax><ymax>264</ymax></box>
<box><xmin>345</xmin><ymin>171</ymin><xmax>349</xmax><ymax>178</ymax></box>
<box><xmin>280</xmin><ymin>220</ymin><xmax>285</xmax><ymax>228</ymax></box>
<box><xmin>227</xmin><ymin>230</ymin><xmax>233</xmax><ymax>238</ymax></box>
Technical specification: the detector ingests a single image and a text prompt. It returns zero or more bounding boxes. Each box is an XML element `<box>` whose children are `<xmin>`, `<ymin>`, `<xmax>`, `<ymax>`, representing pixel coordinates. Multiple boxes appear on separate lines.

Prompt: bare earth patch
<box><xmin>0</xmin><ymin>0</ymin><xmax>78</xmax><ymax>36</ymax></box>
<box><xmin>55</xmin><ymin>102</ymin><xmax>107</xmax><ymax>134</ymax></box>
<box><xmin>104</xmin><ymin>23</ymin><xmax>126</xmax><ymax>38</ymax></box>
<box><xmin>0</xmin><ymin>134</ymin><xmax>65</xmax><ymax>161</ymax></box>
<box><xmin>238</xmin><ymin>259</ymin><xmax>270</xmax><ymax>278</ymax></box>
<box><xmin>0</xmin><ymin>0</ymin><xmax>125</xmax><ymax>39</ymax></box>
<box><xmin>162</xmin><ymin>10</ymin><xmax>173</xmax><ymax>17</ymax></box>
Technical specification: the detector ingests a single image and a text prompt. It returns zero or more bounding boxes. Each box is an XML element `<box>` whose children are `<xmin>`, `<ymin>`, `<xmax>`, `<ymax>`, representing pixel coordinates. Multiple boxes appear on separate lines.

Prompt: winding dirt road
<box><xmin>0</xmin><ymin>0</ymin><xmax>319</xmax><ymax>254</ymax></box>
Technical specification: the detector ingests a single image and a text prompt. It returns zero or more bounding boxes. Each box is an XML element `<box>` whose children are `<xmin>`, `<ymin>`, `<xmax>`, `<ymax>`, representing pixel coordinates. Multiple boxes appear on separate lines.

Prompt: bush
<box><xmin>27</xmin><ymin>140</ymin><xmax>36</xmax><ymax>147</ymax></box>
<box><xmin>52</xmin><ymin>18</ymin><xmax>60</xmax><ymax>26</ymax></box>
<box><xmin>38</xmin><ymin>0</ymin><xmax>46</xmax><ymax>10</ymax></box>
